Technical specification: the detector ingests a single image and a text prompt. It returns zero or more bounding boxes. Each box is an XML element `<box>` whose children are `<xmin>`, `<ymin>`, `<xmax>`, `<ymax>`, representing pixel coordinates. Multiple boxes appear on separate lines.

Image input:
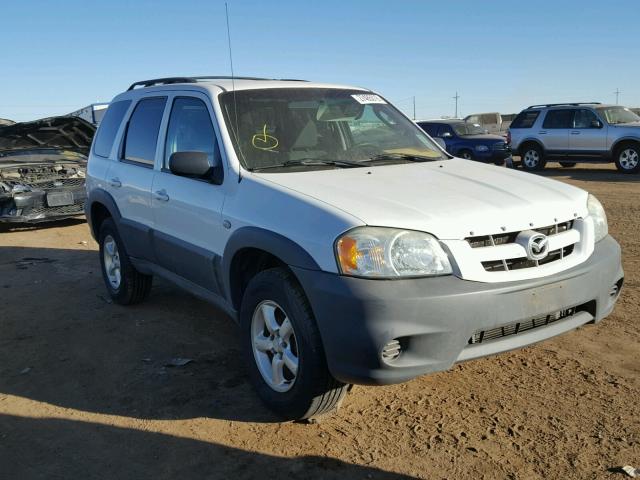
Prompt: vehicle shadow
<box><xmin>0</xmin><ymin>414</ymin><xmax>414</xmax><ymax>479</ymax></box>
<box><xmin>510</xmin><ymin>159</ymin><xmax>640</xmax><ymax>183</ymax></box>
<box><xmin>0</xmin><ymin>245</ymin><xmax>290</xmax><ymax>423</ymax></box>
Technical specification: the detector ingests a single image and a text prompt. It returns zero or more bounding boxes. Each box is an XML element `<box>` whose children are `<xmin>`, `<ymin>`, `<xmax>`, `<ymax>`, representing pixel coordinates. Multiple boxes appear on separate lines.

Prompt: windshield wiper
<box><xmin>366</xmin><ymin>153</ymin><xmax>443</xmax><ymax>163</ymax></box>
<box><xmin>249</xmin><ymin>158</ymin><xmax>365</xmax><ymax>171</ymax></box>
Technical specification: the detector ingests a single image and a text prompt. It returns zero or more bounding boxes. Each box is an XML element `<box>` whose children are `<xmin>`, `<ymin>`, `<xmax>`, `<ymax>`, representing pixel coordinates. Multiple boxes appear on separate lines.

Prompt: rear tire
<box><xmin>520</xmin><ymin>144</ymin><xmax>546</xmax><ymax>171</ymax></box>
<box><xmin>614</xmin><ymin>144</ymin><xmax>640</xmax><ymax>173</ymax></box>
<box><xmin>560</xmin><ymin>162</ymin><xmax>576</xmax><ymax>168</ymax></box>
<box><xmin>98</xmin><ymin>218</ymin><xmax>152</xmax><ymax>305</ymax></box>
<box><xmin>240</xmin><ymin>267</ymin><xmax>349</xmax><ymax>420</ymax></box>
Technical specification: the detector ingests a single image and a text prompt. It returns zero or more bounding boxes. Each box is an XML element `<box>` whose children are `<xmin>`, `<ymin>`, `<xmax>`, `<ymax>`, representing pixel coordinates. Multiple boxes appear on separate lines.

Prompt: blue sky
<box><xmin>1</xmin><ymin>0</ymin><xmax>638</xmax><ymax>121</ymax></box>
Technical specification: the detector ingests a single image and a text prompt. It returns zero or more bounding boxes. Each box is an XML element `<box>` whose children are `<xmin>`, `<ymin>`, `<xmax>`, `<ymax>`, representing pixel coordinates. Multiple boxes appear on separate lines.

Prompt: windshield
<box><xmin>452</xmin><ymin>122</ymin><xmax>486</xmax><ymax>136</ymax></box>
<box><xmin>219</xmin><ymin>88</ymin><xmax>447</xmax><ymax>171</ymax></box>
<box><xmin>596</xmin><ymin>106</ymin><xmax>640</xmax><ymax>125</ymax></box>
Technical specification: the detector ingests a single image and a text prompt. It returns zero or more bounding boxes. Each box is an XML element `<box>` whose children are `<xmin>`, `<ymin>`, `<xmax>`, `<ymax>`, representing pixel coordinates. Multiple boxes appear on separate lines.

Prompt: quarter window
<box><xmin>123</xmin><ymin>97</ymin><xmax>167</xmax><ymax>165</ymax></box>
<box><xmin>542</xmin><ymin>110</ymin><xmax>574</xmax><ymax>129</ymax></box>
<box><xmin>93</xmin><ymin>100</ymin><xmax>131</xmax><ymax>158</ymax></box>
<box><xmin>510</xmin><ymin>111</ymin><xmax>540</xmax><ymax>129</ymax></box>
<box><xmin>164</xmin><ymin>97</ymin><xmax>220</xmax><ymax>170</ymax></box>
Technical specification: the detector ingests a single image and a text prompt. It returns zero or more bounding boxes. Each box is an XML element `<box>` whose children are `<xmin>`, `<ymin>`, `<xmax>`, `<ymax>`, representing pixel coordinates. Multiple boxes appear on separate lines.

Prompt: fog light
<box><xmin>381</xmin><ymin>339</ymin><xmax>402</xmax><ymax>362</ymax></box>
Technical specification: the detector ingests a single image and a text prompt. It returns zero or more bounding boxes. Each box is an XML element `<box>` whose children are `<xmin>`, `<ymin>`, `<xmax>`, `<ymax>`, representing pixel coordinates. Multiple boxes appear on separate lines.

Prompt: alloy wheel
<box><xmin>523</xmin><ymin>149</ymin><xmax>540</xmax><ymax>168</ymax></box>
<box><xmin>251</xmin><ymin>300</ymin><xmax>299</xmax><ymax>392</ymax></box>
<box><xmin>103</xmin><ymin>235</ymin><xmax>122</xmax><ymax>289</ymax></box>
<box><xmin>619</xmin><ymin>148</ymin><xmax>639</xmax><ymax>170</ymax></box>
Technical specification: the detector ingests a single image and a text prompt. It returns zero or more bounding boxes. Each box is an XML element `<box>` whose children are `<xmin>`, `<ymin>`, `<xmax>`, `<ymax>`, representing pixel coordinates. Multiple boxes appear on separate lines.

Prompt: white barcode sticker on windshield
<box><xmin>351</xmin><ymin>94</ymin><xmax>387</xmax><ymax>104</ymax></box>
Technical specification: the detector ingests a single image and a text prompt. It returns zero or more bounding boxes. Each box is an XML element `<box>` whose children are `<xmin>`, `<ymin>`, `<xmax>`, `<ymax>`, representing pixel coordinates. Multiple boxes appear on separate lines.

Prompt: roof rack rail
<box><xmin>127</xmin><ymin>76</ymin><xmax>308</xmax><ymax>90</ymax></box>
<box><xmin>526</xmin><ymin>102</ymin><xmax>602</xmax><ymax>109</ymax></box>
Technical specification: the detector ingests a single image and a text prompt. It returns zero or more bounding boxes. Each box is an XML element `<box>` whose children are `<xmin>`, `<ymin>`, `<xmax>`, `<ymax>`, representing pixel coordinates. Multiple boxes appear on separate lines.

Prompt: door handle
<box><xmin>538</xmin><ymin>131</ymin><xmax>547</xmax><ymax>134</ymax></box>
<box><xmin>109</xmin><ymin>178</ymin><xmax>122</xmax><ymax>188</ymax></box>
<box><xmin>153</xmin><ymin>189</ymin><xmax>170</xmax><ymax>202</ymax></box>
<box><xmin>570</xmin><ymin>131</ymin><xmax>580</xmax><ymax>135</ymax></box>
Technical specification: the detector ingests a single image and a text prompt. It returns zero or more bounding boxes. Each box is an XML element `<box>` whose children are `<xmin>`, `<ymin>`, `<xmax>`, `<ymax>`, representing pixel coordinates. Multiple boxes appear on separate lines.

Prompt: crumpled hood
<box><xmin>0</xmin><ymin>116</ymin><xmax>96</xmax><ymax>156</ymax></box>
<box><xmin>256</xmin><ymin>159</ymin><xmax>589</xmax><ymax>239</ymax></box>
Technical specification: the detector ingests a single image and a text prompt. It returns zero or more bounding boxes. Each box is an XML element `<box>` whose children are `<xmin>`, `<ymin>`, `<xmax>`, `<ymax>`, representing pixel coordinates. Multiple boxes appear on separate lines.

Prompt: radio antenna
<box><xmin>225</xmin><ymin>2</ymin><xmax>243</xmax><ymax>182</ymax></box>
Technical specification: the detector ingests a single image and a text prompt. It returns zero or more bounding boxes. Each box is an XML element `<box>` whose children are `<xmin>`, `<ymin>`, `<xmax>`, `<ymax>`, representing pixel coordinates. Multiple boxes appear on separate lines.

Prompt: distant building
<box><xmin>69</xmin><ymin>103</ymin><xmax>109</xmax><ymax>126</ymax></box>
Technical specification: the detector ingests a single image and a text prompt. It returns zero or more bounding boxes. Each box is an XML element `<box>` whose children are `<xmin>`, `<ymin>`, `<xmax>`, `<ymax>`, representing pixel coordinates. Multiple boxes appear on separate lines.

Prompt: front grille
<box><xmin>5</xmin><ymin>177</ymin><xmax>85</xmax><ymax>190</ymax></box>
<box><xmin>27</xmin><ymin>200</ymin><xmax>85</xmax><ymax>217</ymax></box>
<box><xmin>466</xmin><ymin>221</ymin><xmax>576</xmax><ymax>272</ymax></box>
<box><xmin>467</xmin><ymin>303</ymin><xmax>591</xmax><ymax>345</ymax></box>
<box><xmin>491</xmin><ymin>142</ymin><xmax>508</xmax><ymax>151</ymax></box>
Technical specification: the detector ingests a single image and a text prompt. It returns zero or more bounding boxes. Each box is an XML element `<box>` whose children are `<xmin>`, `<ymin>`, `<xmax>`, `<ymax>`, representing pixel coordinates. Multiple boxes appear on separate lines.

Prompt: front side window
<box><xmin>123</xmin><ymin>97</ymin><xmax>167</xmax><ymax>165</ymax></box>
<box><xmin>596</xmin><ymin>106</ymin><xmax>640</xmax><ymax>125</ymax></box>
<box><xmin>437</xmin><ymin>125</ymin><xmax>454</xmax><ymax>137</ymax></box>
<box><xmin>219</xmin><ymin>88</ymin><xmax>447</xmax><ymax>171</ymax></box>
<box><xmin>573</xmin><ymin>109</ymin><xmax>599</xmax><ymax>129</ymax></box>
<box><xmin>93</xmin><ymin>100</ymin><xmax>131</xmax><ymax>158</ymax></box>
<box><xmin>164</xmin><ymin>97</ymin><xmax>220</xmax><ymax>169</ymax></box>
<box><xmin>542</xmin><ymin>109</ymin><xmax>574</xmax><ymax>129</ymax></box>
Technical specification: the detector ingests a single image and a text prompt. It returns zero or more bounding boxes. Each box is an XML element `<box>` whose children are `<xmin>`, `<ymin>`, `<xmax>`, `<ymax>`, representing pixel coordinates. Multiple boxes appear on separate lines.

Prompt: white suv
<box><xmin>86</xmin><ymin>77</ymin><xmax>623</xmax><ymax>420</ymax></box>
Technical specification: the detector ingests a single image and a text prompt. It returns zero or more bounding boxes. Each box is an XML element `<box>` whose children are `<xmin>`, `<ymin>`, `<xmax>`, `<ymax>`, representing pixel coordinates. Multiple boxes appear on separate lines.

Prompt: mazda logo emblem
<box><xmin>516</xmin><ymin>230</ymin><xmax>550</xmax><ymax>261</ymax></box>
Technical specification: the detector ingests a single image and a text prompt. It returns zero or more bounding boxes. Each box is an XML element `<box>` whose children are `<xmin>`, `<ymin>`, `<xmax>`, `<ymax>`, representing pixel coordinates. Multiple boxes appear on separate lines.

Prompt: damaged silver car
<box><xmin>0</xmin><ymin>116</ymin><xmax>95</xmax><ymax>223</ymax></box>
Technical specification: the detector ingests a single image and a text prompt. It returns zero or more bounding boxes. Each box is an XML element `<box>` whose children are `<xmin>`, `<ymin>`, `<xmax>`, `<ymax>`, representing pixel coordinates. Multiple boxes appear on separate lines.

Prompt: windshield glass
<box><xmin>596</xmin><ymin>106</ymin><xmax>640</xmax><ymax>125</ymax></box>
<box><xmin>452</xmin><ymin>122</ymin><xmax>485</xmax><ymax>136</ymax></box>
<box><xmin>219</xmin><ymin>88</ymin><xmax>447</xmax><ymax>171</ymax></box>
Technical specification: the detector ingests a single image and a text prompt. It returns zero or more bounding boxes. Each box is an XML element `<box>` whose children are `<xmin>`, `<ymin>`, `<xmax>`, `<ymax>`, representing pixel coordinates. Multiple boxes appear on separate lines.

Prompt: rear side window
<box><xmin>542</xmin><ymin>109</ymin><xmax>574</xmax><ymax>129</ymax></box>
<box><xmin>510</xmin><ymin>111</ymin><xmax>540</xmax><ymax>129</ymax></box>
<box><xmin>93</xmin><ymin>100</ymin><xmax>131</xmax><ymax>158</ymax></box>
<box><xmin>123</xmin><ymin>97</ymin><xmax>167</xmax><ymax>165</ymax></box>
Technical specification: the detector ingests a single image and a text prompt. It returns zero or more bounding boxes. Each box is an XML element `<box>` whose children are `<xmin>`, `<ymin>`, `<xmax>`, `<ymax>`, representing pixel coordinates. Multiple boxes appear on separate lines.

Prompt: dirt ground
<box><xmin>0</xmin><ymin>163</ymin><xmax>638</xmax><ymax>479</ymax></box>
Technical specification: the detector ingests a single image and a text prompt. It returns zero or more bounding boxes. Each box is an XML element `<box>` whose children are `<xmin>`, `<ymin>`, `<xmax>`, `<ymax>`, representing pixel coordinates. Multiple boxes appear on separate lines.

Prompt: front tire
<box><xmin>459</xmin><ymin>149</ymin><xmax>474</xmax><ymax>160</ymax></box>
<box><xmin>615</xmin><ymin>144</ymin><xmax>640</xmax><ymax>173</ymax></box>
<box><xmin>521</xmin><ymin>144</ymin><xmax>545</xmax><ymax>171</ymax></box>
<box><xmin>240</xmin><ymin>268</ymin><xmax>349</xmax><ymax>420</ymax></box>
<box><xmin>98</xmin><ymin>218</ymin><xmax>152</xmax><ymax>305</ymax></box>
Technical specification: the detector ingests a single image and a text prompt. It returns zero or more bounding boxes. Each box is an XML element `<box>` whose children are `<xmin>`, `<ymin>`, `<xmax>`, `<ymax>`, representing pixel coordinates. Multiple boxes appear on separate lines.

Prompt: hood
<box><xmin>0</xmin><ymin>116</ymin><xmax>96</xmax><ymax>157</ymax></box>
<box><xmin>611</xmin><ymin>121</ymin><xmax>640</xmax><ymax>128</ymax></box>
<box><xmin>254</xmin><ymin>159</ymin><xmax>589</xmax><ymax>239</ymax></box>
<box><xmin>459</xmin><ymin>133</ymin><xmax>506</xmax><ymax>142</ymax></box>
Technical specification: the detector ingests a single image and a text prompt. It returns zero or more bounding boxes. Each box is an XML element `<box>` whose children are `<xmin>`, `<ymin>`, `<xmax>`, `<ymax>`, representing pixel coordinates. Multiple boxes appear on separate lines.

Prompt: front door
<box><xmin>151</xmin><ymin>94</ymin><xmax>227</xmax><ymax>294</ymax></box>
<box><xmin>568</xmin><ymin>108</ymin><xmax>608</xmax><ymax>154</ymax></box>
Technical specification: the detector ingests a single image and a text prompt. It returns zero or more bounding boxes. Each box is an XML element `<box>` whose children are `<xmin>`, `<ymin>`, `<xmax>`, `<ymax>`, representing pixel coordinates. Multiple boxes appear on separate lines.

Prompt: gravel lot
<box><xmin>0</xmin><ymin>163</ymin><xmax>638</xmax><ymax>479</ymax></box>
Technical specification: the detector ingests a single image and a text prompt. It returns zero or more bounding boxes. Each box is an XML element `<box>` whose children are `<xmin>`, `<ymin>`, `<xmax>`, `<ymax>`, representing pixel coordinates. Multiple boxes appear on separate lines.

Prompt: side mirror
<box><xmin>591</xmin><ymin>120</ymin><xmax>603</xmax><ymax>129</ymax></box>
<box><xmin>169</xmin><ymin>151</ymin><xmax>215</xmax><ymax>179</ymax></box>
<box><xmin>440</xmin><ymin>132</ymin><xmax>452</xmax><ymax>138</ymax></box>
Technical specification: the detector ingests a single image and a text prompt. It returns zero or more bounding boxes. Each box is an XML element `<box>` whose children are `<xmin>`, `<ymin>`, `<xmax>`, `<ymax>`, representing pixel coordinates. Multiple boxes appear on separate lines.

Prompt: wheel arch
<box><xmin>222</xmin><ymin>227</ymin><xmax>321</xmax><ymax>311</ymax></box>
<box><xmin>611</xmin><ymin>137</ymin><xmax>640</xmax><ymax>156</ymax></box>
<box><xmin>86</xmin><ymin>188</ymin><xmax>122</xmax><ymax>240</ymax></box>
<box><xmin>517</xmin><ymin>138</ymin><xmax>545</xmax><ymax>156</ymax></box>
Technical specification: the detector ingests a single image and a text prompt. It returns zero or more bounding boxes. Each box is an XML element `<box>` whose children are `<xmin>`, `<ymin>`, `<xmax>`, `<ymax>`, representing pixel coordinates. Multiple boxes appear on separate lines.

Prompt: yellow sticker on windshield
<box><xmin>252</xmin><ymin>124</ymin><xmax>279</xmax><ymax>151</ymax></box>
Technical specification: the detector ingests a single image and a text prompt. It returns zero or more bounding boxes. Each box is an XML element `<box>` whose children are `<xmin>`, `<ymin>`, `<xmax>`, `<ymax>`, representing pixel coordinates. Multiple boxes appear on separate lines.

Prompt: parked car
<box><xmin>417</xmin><ymin>119</ymin><xmax>511</xmax><ymax>164</ymax></box>
<box><xmin>463</xmin><ymin>112</ymin><xmax>515</xmax><ymax>135</ymax></box>
<box><xmin>86</xmin><ymin>77</ymin><xmax>623</xmax><ymax>420</ymax></box>
<box><xmin>508</xmin><ymin>102</ymin><xmax>640</xmax><ymax>173</ymax></box>
<box><xmin>0</xmin><ymin>116</ymin><xmax>95</xmax><ymax>223</ymax></box>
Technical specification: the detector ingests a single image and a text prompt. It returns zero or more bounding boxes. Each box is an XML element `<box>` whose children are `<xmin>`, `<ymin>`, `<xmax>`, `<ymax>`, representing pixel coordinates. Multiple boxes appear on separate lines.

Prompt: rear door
<box><xmin>108</xmin><ymin>96</ymin><xmax>167</xmax><ymax>260</ymax></box>
<box><xmin>569</xmin><ymin>108</ymin><xmax>608</xmax><ymax>154</ymax></box>
<box><xmin>539</xmin><ymin>109</ymin><xmax>572</xmax><ymax>153</ymax></box>
<box><xmin>151</xmin><ymin>94</ymin><xmax>227</xmax><ymax>294</ymax></box>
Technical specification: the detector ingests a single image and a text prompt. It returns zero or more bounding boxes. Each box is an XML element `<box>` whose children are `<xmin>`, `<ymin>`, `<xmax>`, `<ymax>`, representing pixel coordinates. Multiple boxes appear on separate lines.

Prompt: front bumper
<box><xmin>0</xmin><ymin>187</ymin><xmax>86</xmax><ymax>223</ymax></box>
<box><xmin>292</xmin><ymin>235</ymin><xmax>623</xmax><ymax>385</ymax></box>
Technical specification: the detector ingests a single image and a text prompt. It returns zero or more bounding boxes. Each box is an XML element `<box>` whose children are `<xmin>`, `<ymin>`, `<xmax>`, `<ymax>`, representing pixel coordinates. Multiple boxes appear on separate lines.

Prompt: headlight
<box><xmin>587</xmin><ymin>194</ymin><xmax>608</xmax><ymax>242</ymax></box>
<box><xmin>475</xmin><ymin>145</ymin><xmax>489</xmax><ymax>152</ymax></box>
<box><xmin>335</xmin><ymin>227</ymin><xmax>452</xmax><ymax>278</ymax></box>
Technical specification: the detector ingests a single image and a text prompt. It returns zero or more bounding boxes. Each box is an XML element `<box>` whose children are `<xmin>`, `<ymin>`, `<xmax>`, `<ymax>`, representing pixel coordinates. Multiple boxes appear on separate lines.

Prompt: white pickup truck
<box><xmin>85</xmin><ymin>77</ymin><xmax>623</xmax><ymax>420</ymax></box>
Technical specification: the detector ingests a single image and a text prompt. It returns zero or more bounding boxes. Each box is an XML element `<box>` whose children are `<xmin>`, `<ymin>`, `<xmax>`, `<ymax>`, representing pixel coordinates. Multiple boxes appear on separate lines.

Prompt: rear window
<box><xmin>123</xmin><ymin>97</ymin><xmax>167</xmax><ymax>165</ymax></box>
<box><xmin>92</xmin><ymin>100</ymin><xmax>131</xmax><ymax>158</ymax></box>
<box><xmin>510</xmin><ymin>111</ymin><xmax>540</xmax><ymax>129</ymax></box>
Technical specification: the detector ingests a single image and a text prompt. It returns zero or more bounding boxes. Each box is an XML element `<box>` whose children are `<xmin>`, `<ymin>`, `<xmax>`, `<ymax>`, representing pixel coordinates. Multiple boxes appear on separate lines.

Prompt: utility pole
<box><xmin>412</xmin><ymin>96</ymin><xmax>416</xmax><ymax>120</ymax></box>
<box><xmin>453</xmin><ymin>91</ymin><xmax>460</xmax><ymax>118</ymax></box>
<box><xmin>614</xmin><ymin>88</ymin><xmax>621</xmax><ymax>105</ymax></box>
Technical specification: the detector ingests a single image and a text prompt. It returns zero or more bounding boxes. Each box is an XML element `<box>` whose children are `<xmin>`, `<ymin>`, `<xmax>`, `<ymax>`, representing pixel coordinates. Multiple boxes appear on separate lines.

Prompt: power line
<box><xmin>614</xmin><ymin>88</ymin><xmax>621</xmax><ymax>105</ymax></box>
<box><xmin>452</xmin><ymin>91</ymin><xmax>460</xmax><ymax>118</ymax></box>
